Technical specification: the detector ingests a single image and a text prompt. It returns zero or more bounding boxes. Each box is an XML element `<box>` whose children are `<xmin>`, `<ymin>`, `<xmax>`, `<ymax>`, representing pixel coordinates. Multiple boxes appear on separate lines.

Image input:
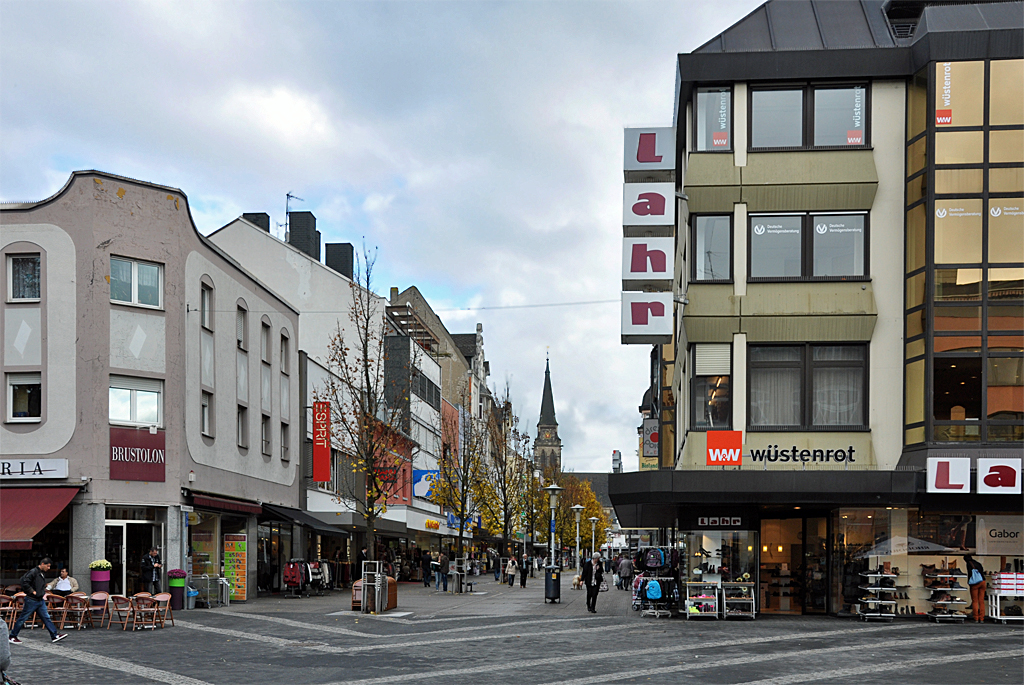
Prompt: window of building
<box><xmin>412</xmin><ymin>371</ymin><xmax>441</xmax><ymax>411</ymax></box>
<box><xmin>201</xmin><ymin>391</ymin><xmax>212</xmax><ymax>436</ymax></box>
<box><xmin>110</xmin><ymin>257</ymin><xmax>162</xmax><ymax>308</ymax></box>
<box><xmin>109</xmin><ymin>375</ymin><xmax>163</xmax><ymax>427</ymax></box>
<box><xmin>280</xmin><ymin>334</ymin><xmax>290</xmax><ymax>374</ymax></box>
<box><xmin>200</xmin><ymin>284</ymin><xmax>212</xmax><ymax>329</ymax></box>
<box><xmin>236</xmin><ymin>307</ymin><xmax>247</xmax><ymax>350</ymax></box>
<box><xmin>691</xmin><ymin>344</ymin><xmax>731</xmax><ymax>429</ymax></box>
<box><xmin>261</xmin><ymin>323</ymin><xmax>271</xmax><ymax>363</ymax></box>
<box><xmin>8</xmin><ymin>254</ymin><xmax>40</xmax><ymax>301</ymax></box>
<box><xmin>749</xmin><ymin>213</ymin><xmax>867</xmax><ymax>280</ymax></box>
<box><xmin>280</xmin><ymin>423</ymin><xmax>290</xmax><ymax>461</ymax></box>
<box><xmin>261</xmin><ymin>415</ymin><xmax>271</xmax><ymax>456</ymax></box>
<box><xmin>750</xmin><ymin>85</ymin><xmax>868</xmax><ymax>149</ymax></box>
<box><xmin>695</xmin><ymin>87</ymin><xmax>732</xmax><ymax>151</ymax></box>
<box><xmin>237</xmin><ymin>406</ymin><xmax>248</xmax><ymax>449</ymax></box>
<box><xmin>748</xmin><ymin>344</ymin><xmax>866</xmax><ymax>429</ymax></box>
<box><xmin>692</xmin><ymin>215</ymin><xmax>732</xmax><ymax>281</ymax></box>
<box><xmin>6</xmin><ymin>373</ymin><xmax>41</xmax><ymax>422</ymax></box>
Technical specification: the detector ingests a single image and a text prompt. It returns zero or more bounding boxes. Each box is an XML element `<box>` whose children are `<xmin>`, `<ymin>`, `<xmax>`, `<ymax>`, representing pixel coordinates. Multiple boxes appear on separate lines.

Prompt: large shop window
<box><xmin>692</xmin><ymin>215</ymin><xmax>732</xmax><ymax>281</ymax></box>
<box><xmin>748</xmin><ymin>345</ymin><xmax>866</xmax><ymax>429</ymax></box>
<box><xmin>8</xmin><ymin>254</ymin><xmax>41</xmax><ymax>301</ymax></box>
<box><xmin>110</xmin><ymin>257</ymin><xmax>162</xmax><ymax>308</ymax></box>
<box><xmin>695</xmin><ymin>87</ymin><xmax>732</xmax><ymax>151</ymax></box>
<box><xmin>691</xmin><ymin>344</ymin><xmax>731</xmax><ymax>429</ymax></box>
<box><xmin>749</xmin><ymin>214</ymin><xmax>866</xmax><ymax>280</ymax></box>
<box><xmin>750</xmin><ymin>85</ymin><xmax>867</xmax><ymax>149</ymax></box>
<box><xmin>109</xmin><ymin>375</ymin><xmax>163</xmax><ymax>428</ymax></box>
<box><xmin>6</xmin><ymin>373</ymin><xmax>41</xmax><ymax>422</ymax></box>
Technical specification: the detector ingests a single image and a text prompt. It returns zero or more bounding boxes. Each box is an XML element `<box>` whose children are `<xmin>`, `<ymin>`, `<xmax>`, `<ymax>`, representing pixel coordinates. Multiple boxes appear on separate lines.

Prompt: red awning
<box><xmin>0</xmin><ymin>487</ymin><xmax>78</xmax><ymax>550</ymax></box>
<box><xmin>192</xmin><ymin>494</ymin><xmax>262</xmax><ymax>515</ymax></box>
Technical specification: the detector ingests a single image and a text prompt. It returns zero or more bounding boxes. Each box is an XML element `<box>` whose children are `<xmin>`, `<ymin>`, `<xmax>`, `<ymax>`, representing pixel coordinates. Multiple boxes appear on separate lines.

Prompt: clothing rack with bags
<box><xmin>631</xmin><ymin>547</ymin><xmax>680</xmax><ymax>618</ymax></box>
<box><xmin>283</xmin><ymin>559</ymin><xmax>309</xmax><ymax>598</ymax></box>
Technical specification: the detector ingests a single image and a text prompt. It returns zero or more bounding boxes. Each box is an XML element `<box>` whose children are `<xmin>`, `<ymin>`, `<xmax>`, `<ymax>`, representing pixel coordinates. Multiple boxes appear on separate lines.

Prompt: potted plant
<box><xmin>168</xmin><ymin>569</ymin><xmax>188</xmax><ymax>611</ymax></box>
<box><xmin>89</xmin><ymin>559</ymin><xmax>112</xmax><ymax>593</ymax></box>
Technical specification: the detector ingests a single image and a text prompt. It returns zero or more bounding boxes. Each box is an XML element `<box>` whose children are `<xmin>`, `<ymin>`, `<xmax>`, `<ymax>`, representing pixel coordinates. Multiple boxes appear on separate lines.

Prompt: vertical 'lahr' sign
<box><xmin>622</xmin><ymin>237</ymin><xmax>674</xmax><ymax>291</ymax></box>
<box><xmin>623</xmin><ymin>127</ymin><xmax>675</xmax><ymax>172</ymax></box>
<box><xmin>622</xmin><ymin>183</ymin><xmax>675</xmax><ymax>232</ymax></box>
<box><xmin>621</xmin><ymin>292</ymin><xmax>673</xmax><ymax>344</ymax></box>
<box><xmin>312</xmin><ymin>401</ymin><xmax>331</xmax><ymax>482</ymax></box>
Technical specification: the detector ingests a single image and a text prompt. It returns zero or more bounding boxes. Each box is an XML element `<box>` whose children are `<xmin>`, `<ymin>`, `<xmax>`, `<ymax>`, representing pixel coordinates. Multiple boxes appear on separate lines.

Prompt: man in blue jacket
<box><xmin>8</xmin><ymin>558</ymin><xmax>68</xmax><ymax>645</ymax></box>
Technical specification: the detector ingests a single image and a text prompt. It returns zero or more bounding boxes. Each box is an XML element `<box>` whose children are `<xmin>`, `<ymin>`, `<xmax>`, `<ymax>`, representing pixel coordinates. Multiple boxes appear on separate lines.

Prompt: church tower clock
<box><xmin>534</xmin><ymin>358</ymin><xmax>562</xmax><ymax>474</ymax></box>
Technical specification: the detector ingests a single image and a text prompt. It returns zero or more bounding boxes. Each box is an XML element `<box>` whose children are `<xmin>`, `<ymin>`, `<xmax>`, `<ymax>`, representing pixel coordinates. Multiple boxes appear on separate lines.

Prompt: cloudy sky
<box><xmin>1</xmin><ymin>0</ymin><xmax>758</xmax><ymax>472</ymax></box>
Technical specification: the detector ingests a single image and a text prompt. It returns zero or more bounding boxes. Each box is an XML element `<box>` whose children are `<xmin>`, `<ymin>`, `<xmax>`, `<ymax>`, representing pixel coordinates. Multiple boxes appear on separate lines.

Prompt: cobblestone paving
<box><xmin>6</xmin><ymin>576</ymin><xmax>1022</xmax><ymax>684</ymax></box>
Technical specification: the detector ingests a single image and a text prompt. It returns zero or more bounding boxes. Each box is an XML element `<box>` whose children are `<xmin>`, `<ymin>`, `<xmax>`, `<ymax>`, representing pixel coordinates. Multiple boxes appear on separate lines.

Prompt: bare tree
<box><xmin>318</xmin><ymin>247</ymin><xmax>412</xmax><ymax>564</ymax></box>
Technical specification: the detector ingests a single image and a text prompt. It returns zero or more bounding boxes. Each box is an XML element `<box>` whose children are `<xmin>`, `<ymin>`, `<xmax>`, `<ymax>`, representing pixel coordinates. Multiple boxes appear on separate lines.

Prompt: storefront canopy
<box><xmin>192</xmin><ymin>494</ymin><xmax>262</xmax><ymax>515</ymax></box>
<box><xmin>0</xmin><ymin>487</ymin><xmax>78</xmax><ymax>550</ymax></box>
<box><xmin>262</xmin><ymin>504</ymin><xmax>343</xmax><ymax>535</ymax></box>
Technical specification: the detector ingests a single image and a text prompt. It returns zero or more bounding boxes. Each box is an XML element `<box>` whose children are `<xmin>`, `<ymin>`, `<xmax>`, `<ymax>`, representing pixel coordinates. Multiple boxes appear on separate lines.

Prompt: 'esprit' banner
<box><xmin>312</xmin><ymin>401</ymin><xmax>331</xmax><ymax>482</ymax></box>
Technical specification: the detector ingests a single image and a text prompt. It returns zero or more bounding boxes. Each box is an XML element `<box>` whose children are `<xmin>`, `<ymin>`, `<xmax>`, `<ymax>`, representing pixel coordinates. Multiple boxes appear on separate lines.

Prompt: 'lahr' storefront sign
<box><xmin>0</xmin><ymin>458</ymin><xmax>69</xmax><ymax>479</ymax></box>
<box><xmin>110</xmin><ymin>427</ymin><xmax>166</xmax><ymax>481</ymax></box>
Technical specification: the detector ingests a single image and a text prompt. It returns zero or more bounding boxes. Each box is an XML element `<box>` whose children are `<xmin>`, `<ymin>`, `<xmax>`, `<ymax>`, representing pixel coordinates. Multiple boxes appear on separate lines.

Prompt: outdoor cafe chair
<box><xmin>11</xmin><ymin>593</ymin><xmax>37</xmax><ymax>630</ymax></box>
<box><xmin>60</xmin><ymin>595</ymin><xmax>94</xmax><ymax>630</ymax></box>
<box><xmin>150</xmin><ymin>593</ymin><xmax>174</xmax><ymax>627</ymax></box>
<box><xmin>89</xmin><ymin>591</ymin><xmax>110</xmax><ymax>627</ymax></box>
<box><xmin>107</xmin><ymin>595</ymin><xmax>133</xmax><ymax>630</ymax></box>
<box><xmin>129</xmin><ymin>595</ymin><xmax>159</xmax><ymax>631</ymax></box>
<box><xmin>0</xmin><ymin>595</ymin><xmax>15</xmax><ymax>629</ymax></box>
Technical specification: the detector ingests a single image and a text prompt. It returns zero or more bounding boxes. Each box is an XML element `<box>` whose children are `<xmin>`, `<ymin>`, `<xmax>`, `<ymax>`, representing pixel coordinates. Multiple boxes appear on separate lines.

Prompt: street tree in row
<box><xmin>476</xmin><ymin>386</ymin><xmax>530</xmax><ymax>557</ymax></box>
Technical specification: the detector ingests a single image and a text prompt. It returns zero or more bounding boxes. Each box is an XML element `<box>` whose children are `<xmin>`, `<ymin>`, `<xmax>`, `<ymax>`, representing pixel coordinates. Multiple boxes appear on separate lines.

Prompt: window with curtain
<box><xmin>812</xmin><ymin>346</ymin><xmax>865</xmax><ymax>426</ymax></box>
<box><xmin>110</xmin><ymin>257</ymin><xmax>162</xmax><ymax>307</ymax></box>
<box><xmin>9</xmin><ymin>255</ymin><xmax>41</xmax><ymax>300</ymax></box>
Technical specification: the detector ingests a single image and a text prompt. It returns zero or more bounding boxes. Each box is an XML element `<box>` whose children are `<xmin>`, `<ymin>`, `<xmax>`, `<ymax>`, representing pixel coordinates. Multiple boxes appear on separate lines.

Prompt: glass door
<box><xmin>803</xmin><ymin>517</ymin><xmax>829</xmax><ymax>614</ymax></box>
<box><xmin>105</xmin><ymin>524</ymin><xmax>126</xmax><ymax>595</ymax></box>
<box><xmin>759</xmin><ymin>519</ymin><xmax>804</xmax><ymax>615</ymax></box>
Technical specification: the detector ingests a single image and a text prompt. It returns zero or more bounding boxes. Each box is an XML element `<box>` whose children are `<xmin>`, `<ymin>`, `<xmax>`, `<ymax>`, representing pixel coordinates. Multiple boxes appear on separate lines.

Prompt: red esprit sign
<box><xmin>707</xmin><ymin>431</ymin><xmax>742</xmax><ymax>466</ymax></box>
<box><xmin>110</xmin><ymin>427</ymin><xmax>166</xmax><ymax>482</ymax></box>
<box><xmin>312</xmin><ymin>401</ymin><xmax>331</xmax><ymax>482</ymax></box>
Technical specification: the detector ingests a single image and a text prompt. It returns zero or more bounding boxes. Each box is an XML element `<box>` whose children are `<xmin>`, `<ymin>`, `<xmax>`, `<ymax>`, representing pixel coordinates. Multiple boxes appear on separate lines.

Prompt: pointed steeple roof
<box><xmin>539</xmin><ymin>357</ymin><xmax>557</xmax><ymax>427</ymax></box>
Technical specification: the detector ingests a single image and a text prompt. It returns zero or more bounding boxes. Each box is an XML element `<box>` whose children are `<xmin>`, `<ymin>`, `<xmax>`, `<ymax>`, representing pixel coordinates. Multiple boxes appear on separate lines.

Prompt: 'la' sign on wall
<box><xmin>926</xmin><ymin>457</ymin><xmax>1021</xmax><ymax>494</ymax></box>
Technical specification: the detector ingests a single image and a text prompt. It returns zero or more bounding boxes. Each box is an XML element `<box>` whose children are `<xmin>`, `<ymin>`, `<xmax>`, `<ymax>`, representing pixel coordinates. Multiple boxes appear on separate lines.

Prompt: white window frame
<box><xmin>280</xmin><ymin>423</ymin><xmax>290</xmax><ymax>461</ymax></box>
<box><xmin>261</xmin><ymin>415</ymin><xmax>272</xmax><ymax>456</ymax></box>
<box><xmin>110</xmin><ymin>257</ymin><xmax>163</xmax><ymax>309</ymax></box>
<box><xmin>7</xmin><ymin>254</ymin><xmax>41</xmax><ymax>302</ymax></box>
<box><xmin>109</xmin><ymin>375</ymin><xmax>164</xmax><ymax>428</ymax></box>
<box><xmin>237</xmin><ymin>405</ymin><xmax>248</xmax><ymax>449</ymax></box>
<box><xmin>280</xmin><ymin>333</ymin><xmax>290</xmax><ymax>374</ymax></box>
<box><xmin>200</xmin><ymin>285</ymin><xmax>212</xmax><ymax>329</ymax></box>
<box><xmin>236</xmin><ymin>307</ymin><xmax>247</xmax><ymax>350</ymax></box>
<box><xmin>261</xmin><ymin>323</ymin><xmax>271</xmax><ymax>364</ymax></box>
<box><xmin>6</xmin><ymin>372</ymin><xmax>42</xmax><ymax>423</ymax></box>
<box><xmin>201</xmin><ymin>391</ymin><xmax>212</xmax><ymax>436</ymax></box>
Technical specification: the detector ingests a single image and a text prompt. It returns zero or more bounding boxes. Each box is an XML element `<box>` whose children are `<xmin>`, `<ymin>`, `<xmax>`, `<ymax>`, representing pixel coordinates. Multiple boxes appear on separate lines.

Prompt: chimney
<box><xmin>242</xmin><ymin>212</ymin><xmax>271</xmax><ymax>232</ymax></box>
<box><xmin>389</xmin><ymin>287</ymin><xmax>399</xmax><ymax>303</ymax></box>
<box><xmin>287</xmin><ymin>211</ymin><xmax>320</xmax><ymax>261</ymax></box>
<box><xmin>324</xmin><ymin>243</ymin><xmax>354</xmax><ymax>280</ymax></box>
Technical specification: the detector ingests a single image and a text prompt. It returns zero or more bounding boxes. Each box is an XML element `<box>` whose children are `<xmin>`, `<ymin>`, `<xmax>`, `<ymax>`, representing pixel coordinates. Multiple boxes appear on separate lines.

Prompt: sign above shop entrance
<box><xmin>109</xmin><ymin>427</ymin><xmax>165</xmax><ymax>482</ymax></box>
<box><xmin>0</xmin><ymin>458</ymin><xmax>68</xmax><ymax>479</ymax></box>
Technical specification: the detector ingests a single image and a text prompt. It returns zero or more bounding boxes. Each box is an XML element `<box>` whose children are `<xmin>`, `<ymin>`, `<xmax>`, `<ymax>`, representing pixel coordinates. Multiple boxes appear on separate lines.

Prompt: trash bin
<box><xmin>186</xmin><ymin>587</ymin><xmax>198</xmax><ymax>610</ymax></box>
<box><xmin>545</xmin><ymin>566</ymin><xmax>560</xmax><ymax>603</ymax></box>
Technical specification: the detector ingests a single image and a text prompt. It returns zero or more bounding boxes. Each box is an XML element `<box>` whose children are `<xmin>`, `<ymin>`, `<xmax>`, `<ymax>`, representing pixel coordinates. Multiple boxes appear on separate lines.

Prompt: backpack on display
<box><xmin>633</xmin><ymin>550</ymin><xmax>646</xmax><ymax>571</ymax></box>
<box><xmin>646</xmin><ymin>579</ymin><xmax>662</xmax><ymax>600</ymax></box>
<box><xmin>644</xmin><ymin>548</ymin><xmax>664</xmax><ymax>570</ymax></box>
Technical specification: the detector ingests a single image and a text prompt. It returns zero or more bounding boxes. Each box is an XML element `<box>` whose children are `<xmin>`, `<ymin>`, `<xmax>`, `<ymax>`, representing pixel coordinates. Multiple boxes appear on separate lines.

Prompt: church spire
<box><xmin>539</xmin><ymin>357</ymin><xmax>557</xmax><ymax>427</ymax></box>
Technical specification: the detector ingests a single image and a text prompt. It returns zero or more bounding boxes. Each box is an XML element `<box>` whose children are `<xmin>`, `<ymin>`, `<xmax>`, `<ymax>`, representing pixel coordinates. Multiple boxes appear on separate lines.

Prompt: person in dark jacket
<box><xmin>519</xmin><ymin>554</ymin><xmax>529</xmax><ymax>588</ymax></box>
<box><xmin>8</xmin><ymin>558</ymin><xmax>67</xmax><ymax>644</ymax></box>
<box><xmin>581</xmin><ymin>554</ymin><xmax>604</xmax><ymax>613</ymax></box>
<box><xmin>140</xmin><ymin>547</ymin><xmax>162</xmax><ymax>594</ymax></box>
<box><xmin>965</xmin><ymin>554</ymin><xmax>987</xmax><ymax>623</ymax></box>
<box><xmin>420</xmin><ymin>552</ymin><xmax>433</xmax><ymax>587</ymax></box>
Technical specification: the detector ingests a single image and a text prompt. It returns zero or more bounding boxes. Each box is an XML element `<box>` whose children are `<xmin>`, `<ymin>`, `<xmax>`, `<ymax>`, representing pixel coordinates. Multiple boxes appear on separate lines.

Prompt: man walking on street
<box><xmin>421</xmin><ymin>552</ymin><xmax>433</xmax><ymax>587</ymax></box>
<box><xmin>617</xmin><ymin>555</ymin><xmax>633</xmax><ymax>590</ymax></box>
<box><xmin>8</xmin><ymin>558</ymin><xmax>67</xmax><ymax>645</ymax></box>
<box><xmin>437</xmin><ymin>551</ymin><xmax>449</xmax><ymax>592</ymax></box>
<box><xmin>519</xmin><ymin>554</ymin><xmax>529</xmax><ymax>588</ymax></box>
<box><xmin>141</xmin><ymin>547</ymin><xmax>162</xmax><ymax>594</ymax></box>
<box><xmin>581</xmin><ymin>554</ymin><xmax>603</xmax><ymax>613</ymax></box>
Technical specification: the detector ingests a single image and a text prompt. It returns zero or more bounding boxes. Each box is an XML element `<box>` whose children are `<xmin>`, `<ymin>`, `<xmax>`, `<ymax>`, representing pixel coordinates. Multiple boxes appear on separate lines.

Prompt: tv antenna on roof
<box><xmin>282</xmin><ymin>192</ymin><xmax>304</xmax><ymax>240</ymax></box>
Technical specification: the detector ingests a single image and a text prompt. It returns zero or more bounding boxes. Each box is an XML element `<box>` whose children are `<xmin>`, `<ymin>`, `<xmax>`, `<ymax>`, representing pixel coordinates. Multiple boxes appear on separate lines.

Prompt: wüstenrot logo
<box><xmin>936</xmin><ymin>208</ymin><xmax>947</xmax><ymax>218</ymax></box>
<box><xmin>816</xmin><ymin>223</ymin><xmax>828</xmax><ymax>234</ymax></box>
<box><xmin>991</xmin><ymin>207</ymin><xmax>1002</xmax><ymax>217</ymax></box>
<box><xmin>846</xmin><ymin>130</ymin><xmax>863</xmax><ymax>145</ymax></box>
<box><xmin>712</xmin><ymin>132</ymin><xmax>728</xmax><ymax>147</ymax></box>
<box><xmin>707</xmin><ymin>431</ymin><xmax>742</xmax><ymax>466</ymax></box>
<box><xmin>753</xmin><ymin>224</ymin><xmax>766</xmax><ymax>235</ymax></box>
<box><xmin>936</xmin><ymin>109</ymin><xmax>952</xmax><ymax>125</ymax></box>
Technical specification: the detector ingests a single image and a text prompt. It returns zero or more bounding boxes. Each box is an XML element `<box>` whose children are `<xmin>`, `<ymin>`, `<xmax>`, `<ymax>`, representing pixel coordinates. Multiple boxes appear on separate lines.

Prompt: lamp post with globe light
<box><xmin>543</xmin><ymin>484</ymin><xmax>563</xmax><ymax>603</ymax></box>
<box><xmin>589</xmin><ymin>516</ymin><xmax>599</xmax><ymax>562</ymax></box>
<box><xmin>571</xmin><ymin>504</ymin><xmax>585</xmax><ymax>571</ymax></box>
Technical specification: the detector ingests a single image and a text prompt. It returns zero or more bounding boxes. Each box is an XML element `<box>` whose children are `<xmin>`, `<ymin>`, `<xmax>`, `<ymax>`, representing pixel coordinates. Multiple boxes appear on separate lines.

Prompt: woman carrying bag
<box><xmin>964</xmin><ymin>554</ymin><xmax>986</xmax><ymax>623</ymax></box>
<box><xmin>506</xmin><ymin>556</ymin><xmax>518</xmax><ymax>588</ymax></box>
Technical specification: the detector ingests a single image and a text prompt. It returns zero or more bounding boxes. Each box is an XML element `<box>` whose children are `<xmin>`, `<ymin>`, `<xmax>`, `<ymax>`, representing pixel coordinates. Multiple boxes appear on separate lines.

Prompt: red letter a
<box><xmin>983</xmin><ymin>465</ymin><xmax>1017</xmax><ymax>488</ymax></box>
<box><xmin>632</xmin><ymin>193</ymin><xmax>666</xmax><ymax>217</ymax></box>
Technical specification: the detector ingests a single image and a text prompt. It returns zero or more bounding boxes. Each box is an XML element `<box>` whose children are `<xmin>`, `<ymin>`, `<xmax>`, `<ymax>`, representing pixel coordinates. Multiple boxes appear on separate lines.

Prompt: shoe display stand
<box><xmin>857</xmin><ymin>571</ymin><xmax>896</xmax><ymax>622</ymax></box>
<box><xmin>987</xmin><ymin>573</ymin><xmax>1024</xmax><ymax>624</ymax></box>
<box><xmin>722</xmin><ymin>581</ymin><xmax>755</xmax><ymax>619</ymax></box>
<box><xmin>924</xmin><ymin>569</ymin><xmax>968</xmax><ymax>623</ymax></box>
<box><xmin>685</xmin><ymin>581</ymin><xmax>720</xmax><ymax>620</ymax></box>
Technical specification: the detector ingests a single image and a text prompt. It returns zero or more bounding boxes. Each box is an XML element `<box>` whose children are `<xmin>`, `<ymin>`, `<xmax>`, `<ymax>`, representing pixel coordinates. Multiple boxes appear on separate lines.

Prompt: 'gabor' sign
<box><xmin>109</xmin><ymin>427</ymin><xmax>166</xmax><ymax>482</ymax></box>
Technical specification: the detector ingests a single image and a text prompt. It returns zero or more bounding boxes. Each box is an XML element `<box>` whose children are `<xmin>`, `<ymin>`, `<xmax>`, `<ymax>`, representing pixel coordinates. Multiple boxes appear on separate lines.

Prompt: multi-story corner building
<box><xmin>1</xmin><ymin>171</ymin><xmax>301</xmax><ymax>600</ymax></box>
<box><xmin>612</xmin><ymin>0</ymin><xmax>1022</xmax><ymax>618</ymax></box>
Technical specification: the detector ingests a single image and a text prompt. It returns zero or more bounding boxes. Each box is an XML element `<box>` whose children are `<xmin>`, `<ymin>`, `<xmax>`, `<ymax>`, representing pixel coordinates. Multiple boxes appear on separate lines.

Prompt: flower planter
<box><xmin>168</xmin><ymin>577</ymin><xmax>186</xmax><ymax>587</ymax></box>
<box><xmin>90</xmin><ymin>569</ymin><xmax>110</xmax><ymax>594</ymax></box>
<box><xmin>169</xmin><ymin>584</ymin><xmax>185</xmax><ymax>611</ymax></box>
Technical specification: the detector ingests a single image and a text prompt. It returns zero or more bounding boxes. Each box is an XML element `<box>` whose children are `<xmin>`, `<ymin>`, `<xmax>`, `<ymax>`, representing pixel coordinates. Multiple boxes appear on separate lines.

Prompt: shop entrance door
<box><xmin>803</xmin><ymin>517</ymin><xmax>828</xmax><ymax>614</ymax></box>
<box><xmin>760</xmin><ymin>519</ymin><xmax>804</xmax><ymax>614</ymax></box>
<box><xmin>104</xmin><ymin>521</ymin><xmax>163</xmax><ymax>595</ymax></box>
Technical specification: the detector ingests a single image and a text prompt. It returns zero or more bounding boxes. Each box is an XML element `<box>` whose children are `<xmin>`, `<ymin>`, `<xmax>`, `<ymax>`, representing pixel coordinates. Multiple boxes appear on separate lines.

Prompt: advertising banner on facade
<box><xmin>642</xmin><ymin>418</ymin><xmax>659</xmax><ymax>458</ymax></box>
<box><xmin>412</xmin><ymin>469</ymin><xmax>439</xmax><ymax>498</ymax></box>
<box><xmin>977</xmin><ymin>515</ymin><xmax>1024</xmax><ymax>556</ymax></box>
<box><xmin>934</xmin><ymin>61</ymin><xmax>984</xmax><ymax>127</ymax></box>
<box><xmin>223</xmin><ymin>534</ymin><xmax>247</xmax><ymax>601</ymax></box>
<box><xmin>312</xmin><ymin>401</ymin><xmax>331</xmax><ymax>482</ymax></box>
<box><xmin>109</xmin><ymin>427</ymin><xmax>166</xmax><ymax>482</ymax></box>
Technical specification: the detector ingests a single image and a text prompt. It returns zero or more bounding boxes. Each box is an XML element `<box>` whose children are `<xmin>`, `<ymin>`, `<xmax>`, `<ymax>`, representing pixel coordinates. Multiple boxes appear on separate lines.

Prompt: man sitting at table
<box><xmin>45</xmin><ymin>568</ymin><xmax>79</xmax><ymax>597</ymax></box>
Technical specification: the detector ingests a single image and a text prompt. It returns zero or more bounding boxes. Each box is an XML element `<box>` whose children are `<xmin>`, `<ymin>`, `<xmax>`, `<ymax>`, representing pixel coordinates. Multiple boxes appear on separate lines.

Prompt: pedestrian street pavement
<box><xmin>6</xmin><ymin>573</ymin><xmax>1022</xmax><ymax>684</ymax></box>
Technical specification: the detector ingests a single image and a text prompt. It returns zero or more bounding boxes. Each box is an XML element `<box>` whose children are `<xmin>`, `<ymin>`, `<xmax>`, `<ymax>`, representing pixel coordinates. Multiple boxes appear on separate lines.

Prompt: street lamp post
<box><xmin>543</xmin><ymin>484</ymin><xmax>563</xmax><ymax>569</ymax></box>
<box><xmin>571</xmin><ymin>504</ymin><xmax>584</xmax><ymax>571</ymax></box>
<box><xmin>589</xmin><ymin>516</ymin><xmax>599</xmax><ymax>560</ymax></box>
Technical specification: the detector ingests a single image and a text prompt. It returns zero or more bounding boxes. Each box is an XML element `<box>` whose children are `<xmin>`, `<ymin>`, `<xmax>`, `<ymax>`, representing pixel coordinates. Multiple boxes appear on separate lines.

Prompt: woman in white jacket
<box><xmin>505</xmin><ymin>557</ymin><xmax>518</xmax><ymax>588</ymax></box>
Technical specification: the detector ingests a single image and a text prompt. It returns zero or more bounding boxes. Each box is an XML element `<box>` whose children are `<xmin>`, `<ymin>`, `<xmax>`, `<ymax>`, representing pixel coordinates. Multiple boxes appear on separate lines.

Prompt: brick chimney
<box><xmin>287</xmin><ymin>211</ymin><xmax>320</xmax><ymax>261</ymax></box>
<box><xmin>242</xmin><ymin>212</ymin><xmax>271</xmax><ymax>232</ymax></box>
<box><xmin>324</xmin><ymin>243</ymin><xmax>354</xmax><ymax>280</ymax></box>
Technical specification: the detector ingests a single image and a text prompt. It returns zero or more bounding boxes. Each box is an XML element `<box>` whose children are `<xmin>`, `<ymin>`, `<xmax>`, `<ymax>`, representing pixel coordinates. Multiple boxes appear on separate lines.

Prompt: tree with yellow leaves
<box><xmin>475</xmin><ymin>386</ymin><xmax>530</xmax><ymax>557</ymax></box>
<box><xmin>537</xmin><ymin>473</ymin><xmax>610</xmax><ymax>564</ymax></box>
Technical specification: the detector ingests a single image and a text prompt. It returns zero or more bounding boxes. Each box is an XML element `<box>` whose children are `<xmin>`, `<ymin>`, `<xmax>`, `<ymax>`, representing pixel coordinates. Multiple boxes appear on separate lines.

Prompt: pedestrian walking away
<box><xmin>421</xmin><ymin>552</ymin><xmax>433</xmax><ymax>587</ymax></box>
<box><xmin>141</xmin><ymin>547</ymin><xmax>162</xmax><ymax>594</ymax></box>
<box><xmin>519</xmin><ymin>554</ymin><xmax>529</xmax><ymax>588</ymax></box>
<box><xmin>581</xmin><ymin>554</ymin><xmax>603</xmax><ymax>613</ymax></box>
<box><xmin>506</xmin><ymin>556</ymin><xmax>518</xmax><ymax>588</ymax></box>
<box><xmin>8</xmin><ymin>557</ymin><xmax>68</xmax><ymax>645</ymax></box>
<box><xmin>45</xmin><ymin>568</ymin><xmax>79</xmax><ymax>597</ymax></box>
<box><xmin>965</xmin><ymin>554</ymin><xmax>987</xmax><ymax>623</ymax></box>
<box><xmin>438</xmin><ymin>552</ymin><xmax>450</xmax><ymax>592</ymax></box>
<box><xmin>617</xmin><ymin>555</ymin><xmax>633</xmax><ymax>590</ymax></box>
